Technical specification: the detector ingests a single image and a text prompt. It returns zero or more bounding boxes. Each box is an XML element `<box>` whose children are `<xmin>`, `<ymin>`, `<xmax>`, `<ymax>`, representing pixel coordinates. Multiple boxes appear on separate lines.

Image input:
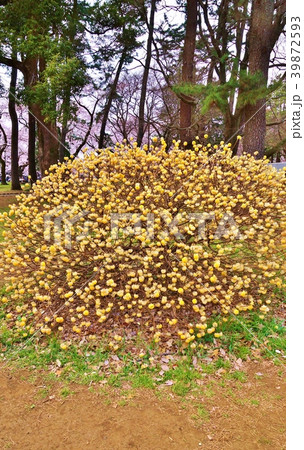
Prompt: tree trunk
<box><xmin>0</xmin><ymin>155</ymin><xmax>6</xmax><ymax>185</ymax></box>
<box><xmin>98</xmin><ymin>49</ymin><xmax>127</xmax><ymax>150</ymax></box>
<box><xmin>136</xmin><ymin>0</ymin><xmax>157</xmax><ymax>147</ymax></box>
<box><xmin>180</xmin><ymin>0</ymin><xmax>197</xmax><ymax>144</ymax></box>
<box><xmin>23</xmin><ymin>58</ymin><xmax>59</xmax><ymax>176</ymax></box>
<box><xmin>0</xmin><ymin>123</ymin><xmax>8</xmax><ymax>185</ymax></box>
<box><xmin>28</xmin><ymin>110</ymin><xmax>37</xmax><ymax>183</ymax></box>
<box><xmin>224</xmin><ymin>110</ymin><xmax>241</xmax><ymax>155</ymax></box>
<box><xmin>9</xmin><ymin>67</ymin><xmax>21</xmax><ymax>190</ymax></box>
<box><xmin>32</xmin><ymin>105</ymin><xmax>59</xmax><ymax>175</ymax></box>
<box><xmin>242</xmin><ymin>0</ymin><xmax>285</xmax><ymax>158</ymax></box>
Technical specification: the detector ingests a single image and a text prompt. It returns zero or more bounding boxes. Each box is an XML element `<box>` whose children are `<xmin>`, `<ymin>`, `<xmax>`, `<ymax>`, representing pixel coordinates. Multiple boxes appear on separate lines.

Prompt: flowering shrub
<box><xmin>0</xmin><ymin>140</ymin><xmax>286</xmax><ymax>350</ymax></box>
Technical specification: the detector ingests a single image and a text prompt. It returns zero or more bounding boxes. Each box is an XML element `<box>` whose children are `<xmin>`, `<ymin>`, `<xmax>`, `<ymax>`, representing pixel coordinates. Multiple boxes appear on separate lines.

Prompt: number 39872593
<box><xmin>291</xmin><ymin>17</ymin><xmax>301</xmax><ymax>78</ymax></box>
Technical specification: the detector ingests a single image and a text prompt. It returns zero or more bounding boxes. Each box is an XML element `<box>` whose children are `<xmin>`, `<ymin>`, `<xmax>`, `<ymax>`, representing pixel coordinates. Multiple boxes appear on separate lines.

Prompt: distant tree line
<box><xmin>0</xmin><ymin>0</ymin><xmax>286</xmax><ymax>188</ymax></box>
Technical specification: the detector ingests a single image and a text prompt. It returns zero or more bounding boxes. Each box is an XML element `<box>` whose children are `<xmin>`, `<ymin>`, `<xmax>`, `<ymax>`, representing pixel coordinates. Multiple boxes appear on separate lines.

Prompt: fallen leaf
<box><xmin>219</xmin><ymin>348</ymin><xmax>226</xmax><ymax>358</ymax></box>
<box><xmin>161</xmin><ymin>356</ymin><xmax>169</xmax><ymax>364</ymax></box>
<box><xmin>234</xmin><ymin>358</ymin><xmax>243</xmax><ymax>370</ymax></box>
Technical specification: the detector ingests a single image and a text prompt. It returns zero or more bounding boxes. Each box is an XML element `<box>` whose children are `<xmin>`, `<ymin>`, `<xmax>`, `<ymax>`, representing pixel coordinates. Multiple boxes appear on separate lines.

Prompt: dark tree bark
<box><xmin>98</xmin><ymin>48</ymin><xmax>127</xmax><ymax>150</ymax></box>
<box><xmin>242</xmin><ymin>0</ymin><xmax>286</xmax><ymax>157</ymax></box>
<box><xmin>8</xmin><ymin>66</ymin><xmax>21</xmax><ymax>190</ymax></box>
<box><xmin>224</xmin><ymin>111</ymin><xmax>241</xmax><ymax>154</ymax></box>
<box><xmin>136</xmin><ymin>0</ymin><xmax>157</xmax><ymax>147</ymax></box>
<box><xmin>23</xmin><ymin>57</ymin><xmax>59</xmax><ymax>175</ymax></box>
<box><xmin>180</xmin><ymin>0</ymin><xmax>197</xmax><ymax>144</ymax></box>
<box><xmin>0</xmin><ymin>123</ymin><xmax>8</xmax><ymax>185</ymax></box>
<box><xmin>1</xmin><ymin>55</ymin><xmax>59</xmax><ymax>176</ymax></box>
<box><xmin>28</xmin><ymin>110</ymin><xmax>37</xmax><ymax>183</ymax></box>
<box><xmin>33</xmin><ymin>107</ymin><xmax>59</xmax><ymax>175</ymax></box>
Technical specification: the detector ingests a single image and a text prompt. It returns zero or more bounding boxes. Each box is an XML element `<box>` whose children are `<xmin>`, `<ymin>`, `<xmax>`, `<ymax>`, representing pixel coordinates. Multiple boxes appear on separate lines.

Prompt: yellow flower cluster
<box><xmin>0</xmin><ymin>140</ymin><xmax>286</xmax><ymax>349</ymax></box>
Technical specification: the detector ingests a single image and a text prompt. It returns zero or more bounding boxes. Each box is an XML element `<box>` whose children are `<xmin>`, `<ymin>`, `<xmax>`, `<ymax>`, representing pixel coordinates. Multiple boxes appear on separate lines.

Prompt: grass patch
<box><xmin>192</xmin><ymin>404</ymin><xmax>210</xmax><ymax>423</ymax></box>
<box><xmin>132</xmin><ymin>373</ymin><xmax>154</xmax><ymax>389</ymax></box>
<box><xmin>217</xmin><ymin>312</ymin><xmax>286</xmax><ymax>357</ymax></box>
<box><xmin>60</xmin><ymin>386</ymin><xmax>74</xmax><ymax>398</ymax></box>
<box><xmin>204</xmin><ymin>385</ymin><xmax>215</xmax><ymax>398</ymax></box>
<box><xmin>229</xmin><ymin>370</ymin><xmax>247</xmax><ymax>383</ymax></box>
<box><xmin>0</xmin><ymin>305</ymin><xmax>285</xmax><ymax>399</ymax></box>
<box><xmin>36</xmin><ymin>386</ymin><xmax>51</xmax><ymax>399</ymax></box>
<box><xmin>214</xmin><ymin>358</ymin><xmax>231</xmax><ymax>370</ymax></box>
<box><xmin>172</xmin><ymin>381</ymin><xmax>191</xmax><ymax>396</ymax></box>
<box><xmin>0</xmin><ymin>184</ymin><xmax>11</xmax><ymax>192</ymax></box>
<box><xmin>0</xmin><ymin>183</ymin><xmax>29</xmax><ymax>192</ymax></box>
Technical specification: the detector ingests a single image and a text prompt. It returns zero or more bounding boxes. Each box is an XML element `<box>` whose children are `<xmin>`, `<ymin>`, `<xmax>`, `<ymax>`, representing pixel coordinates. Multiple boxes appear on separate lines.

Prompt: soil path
<box><xmin>0</xmin><ymin>361</ymin><xmax>285</xmax><ymax>450</ymax></box>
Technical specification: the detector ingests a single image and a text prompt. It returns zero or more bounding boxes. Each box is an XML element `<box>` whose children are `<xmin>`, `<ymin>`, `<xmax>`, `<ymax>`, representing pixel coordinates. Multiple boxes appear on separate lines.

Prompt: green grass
<box><xmin>0</xmin><ymin>183</ymin><xmax>30</xmax><ymax>192</ymax></box>
<box><xmin>228</xmin><ymin>370</ymin><xmax>247</xmax><ymax>383</ymax></box>
<box><xmin>196</xmin><ymin>404</ymin><xmax>210</xmax><ymax>421</ymax></box>
<box><xmin>172</xmin><ymin>381</ymin><xmax>191</xmax><ymax>396</ymax></box>
<box><xmin>216</xmin><ymin>312</ymin><xmax>286</xmax><ymax>357</ymax></box>
<box><xmin>0</xmin><ymin>184</ymin><xmax>11</xmax><ymax>192</ymax></box>
<box><xmin>0</xmin><ymin>310</ymin><xmax>286</xmax><ymax>384</ymax></box>
<box><xmin>60</xmin><ymin>386</ymin><xmax>74</xmax><ymax>398</ymax></box>
<box><xmin>132</xmin><ymin>373</ymin><xmax>155</xmax><ymax>389</ymax></box>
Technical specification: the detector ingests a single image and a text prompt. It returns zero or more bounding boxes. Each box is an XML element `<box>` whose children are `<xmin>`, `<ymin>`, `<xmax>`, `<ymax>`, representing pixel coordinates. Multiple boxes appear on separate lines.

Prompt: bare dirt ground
<box><xmin>0</xmin><ymin>360</ymin><xmax>285</xmax><ymax>450</ymax></box>
<box><xmin>0</xmin><ymin>193</ymin><xmax>20</xmax><ymax>209</ymax></box>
